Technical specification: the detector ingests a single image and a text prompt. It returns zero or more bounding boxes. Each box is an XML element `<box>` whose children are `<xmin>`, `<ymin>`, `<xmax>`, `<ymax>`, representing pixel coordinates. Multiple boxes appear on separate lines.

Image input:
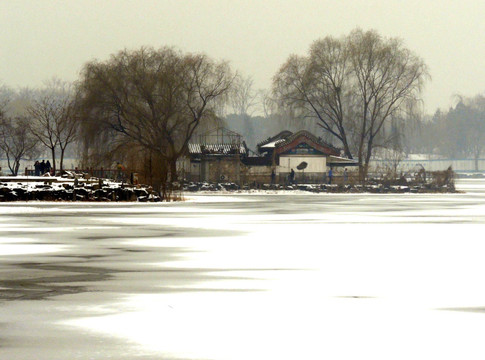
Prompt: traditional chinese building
<box><xmin>181</xmin><ymin>128</ymin><xmax>248</xmax><ymax>183</ymax></box>
<box><xmin>182</xmin><ymin>128</ymin><xmax>357</xmax><ymax>184</ymax></box>
<box><xmin>243</xmin><ymin>130</ymin><xmax>357</xmax><ymax>184</ymax></box>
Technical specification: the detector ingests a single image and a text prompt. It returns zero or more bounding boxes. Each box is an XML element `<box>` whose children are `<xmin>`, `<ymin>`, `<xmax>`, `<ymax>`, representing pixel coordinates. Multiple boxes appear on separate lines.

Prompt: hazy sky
<box><xmin>2</xmin><ymin>0</ymin><xmax>485</xmax><ymax>114</ymax></box>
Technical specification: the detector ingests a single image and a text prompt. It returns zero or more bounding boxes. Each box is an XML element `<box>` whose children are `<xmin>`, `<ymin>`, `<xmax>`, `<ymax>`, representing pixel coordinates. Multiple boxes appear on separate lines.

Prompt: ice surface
<box><xmin>1</xmin><ymin>178</ymin><xmax>485</xmax><ymax>360</ymax></box>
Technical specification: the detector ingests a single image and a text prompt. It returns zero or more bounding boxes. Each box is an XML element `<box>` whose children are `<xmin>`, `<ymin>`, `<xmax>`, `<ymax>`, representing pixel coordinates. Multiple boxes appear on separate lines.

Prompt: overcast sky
<box><xmin>1</xmin><ymin>0</ymin><xmax>485</xmax><ymax>114</ymax></box>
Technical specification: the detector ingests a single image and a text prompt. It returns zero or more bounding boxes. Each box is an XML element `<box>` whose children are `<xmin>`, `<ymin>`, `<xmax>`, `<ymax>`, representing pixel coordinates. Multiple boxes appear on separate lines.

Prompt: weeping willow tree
<box><xmin>77</xmin><ymin>47</ymin><xmax>233</xmax><ymax>198</ymax></box>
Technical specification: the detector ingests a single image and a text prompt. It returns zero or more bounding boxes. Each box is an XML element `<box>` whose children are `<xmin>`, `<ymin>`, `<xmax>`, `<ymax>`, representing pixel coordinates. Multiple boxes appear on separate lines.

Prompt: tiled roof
<box><xmin>279</xmin><ymin>130</ymin><xmax>339</xmax><ymax>153</ymax></box>
<box><xmin>259</xmin><ymin>139</ymin><xmax>286</xmax><ymax>148</ymax></box>
<box><xmin>188</xmin><ymin>143</ymin><xmax>247</xmax><ymax>155</ymax></box>
<box><xmin>258</xmin><ymin>130</ymin><xmax>340</xmax><ymax>155</ymax></box>
<box><xmin>257</xmin><ymin>130</ymin><xmax>293</xmax><ymax>148</ymax></box>
<box><xmin>328</xmin><ymin>155</ymin><xmax>358</xmax><ymax>165</ymax></box>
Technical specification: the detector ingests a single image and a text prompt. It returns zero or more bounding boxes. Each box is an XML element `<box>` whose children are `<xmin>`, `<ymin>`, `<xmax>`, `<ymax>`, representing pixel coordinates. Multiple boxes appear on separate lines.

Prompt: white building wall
<box><xmin>278</xmin><ymin>155</ymin><xmax>327</xmax><ymax>174</ymax></box>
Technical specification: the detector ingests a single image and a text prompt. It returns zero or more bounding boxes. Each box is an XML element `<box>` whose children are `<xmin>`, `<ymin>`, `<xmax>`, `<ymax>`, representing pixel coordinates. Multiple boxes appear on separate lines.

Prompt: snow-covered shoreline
<box><xmin>0</xmin><ymin>175</ymin><xmax>161</xmax><ymax>202</ymax></box>
<box><xmin>0</xmin><ymin>174</ymin><xmax>460</xmax><ymax>202</ymax></box>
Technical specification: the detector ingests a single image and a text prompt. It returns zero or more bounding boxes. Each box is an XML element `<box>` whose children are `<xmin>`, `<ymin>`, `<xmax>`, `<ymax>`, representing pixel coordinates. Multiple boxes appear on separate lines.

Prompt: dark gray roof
<box><xmin>258</xmin><ymin>130</ymin><xmax>340</xmax><ymax>155</ymax></box>
<box><xmin>188</xmin><ymin>143</ymin><xmax>247</xmax><ymax>155</ymax></box>
<box><xmin>280</xmin><ymin>130</ymin><xmax>339</xmax><ymax>153</ymax></box>
<box><xmin>257</xmin><ymin>130</ymin><xmax>294</xmax><ymax>149</ymax></box>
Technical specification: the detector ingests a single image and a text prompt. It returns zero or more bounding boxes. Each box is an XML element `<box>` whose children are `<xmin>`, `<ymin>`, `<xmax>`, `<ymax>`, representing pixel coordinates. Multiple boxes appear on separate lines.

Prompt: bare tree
<box><xmin>0</xmin><ymin>85</ymin><xmax>14</xmax><ymax>110</ymax></box>
<box><xmin>56</xmin><ymin>88</ymin><xmax>78</xmax><ymax>171</ymax></box>
<box><xmin>273</xmin><ymin>36</ymin><xmax>354</xmax><ymax>158</ymax></box>
<box><xmin>78</xmin><ymin>47</ymin><xmax>233</xmax><ymax>194</ymax></box>
<box><xmin>259</xmin><ymin>89</ymin><xmax>276</xmax><ymax>119</ymax></box>
<box><xmin>229</xmin><ymin>75</ymin><xmax>258</xmax><ymax>118</ymax></box>
<box><xmin>348</xmin><ymin>29</ymin><xmax>429</xmax><ymax>180</ymax></box>
<box><xmin>0</xmin><ymin>116</ymin><xmax>39</xmax><ymax>175</ymax></box>
<box><xmin>438</xmin><ymin>96</ymin><xmax>485</xmax><ymax>169</ymax></box>
<box><xmin>0</xmin><ymin>86</ymin><xmax>39</xmax><ymax>176</ymax></box>
<box><xmin>467</xmin><ymin>95</ymin><xmax>485</xmax><ymax>170</ymax></box>
<box><xmin>227</xmin><ymin>75</ymin><xmax>259</xmax><ymax>145</ymax></box>
<box><xmin>273</xmin><ymin>29</ymin><xmax>429</xmax><ymax>182</ymax></box>
<box><xmin>27</xmin><ymin>79</ymin><xmax>77</xmax><ymax>173</ymax></box>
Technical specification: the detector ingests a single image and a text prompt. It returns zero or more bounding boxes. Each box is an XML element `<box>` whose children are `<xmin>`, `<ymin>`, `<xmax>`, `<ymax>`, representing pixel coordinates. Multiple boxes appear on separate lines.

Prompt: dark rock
<box><xmin>134</xmin><ymin>188</ymin><xmax>149</xmax><ymax>197</ymax></box>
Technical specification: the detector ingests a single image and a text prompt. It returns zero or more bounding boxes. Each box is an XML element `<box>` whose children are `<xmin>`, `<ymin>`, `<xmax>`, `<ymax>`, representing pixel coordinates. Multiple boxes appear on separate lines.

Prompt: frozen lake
<box><xmin>1</xmin><ymin>178</ymin><xmax>485</xmax><ymax>359</ymax></box>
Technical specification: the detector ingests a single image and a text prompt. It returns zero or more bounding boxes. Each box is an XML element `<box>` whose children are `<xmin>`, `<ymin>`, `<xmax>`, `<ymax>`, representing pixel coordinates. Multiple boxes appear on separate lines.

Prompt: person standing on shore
<box><xmin>39</xmin><ymin>160</ymin><xmax>46</xmax><ymax>175</ymax></box>
<box><xmin>116</xmin><ymin>162</ymin><xmax>125</xmax><ymax>182</ymax></box>
<box><xmin>290</xmin><ymin>168</ymin><xmax>295</xmax><ymax>184</ymax></box>
<box><xmin>328</xmin><ymin>168</ymin><xmax>333</xmax><ymax>184</ymax></box>
<box><xmin>343</xmin><ymin>168</ymin><xmax>348</xmax><ymax>184</ymax></box>
<box><xmin>34</xmin><ymin>161</ymin><xmax>40</xmax><ymax>176</ymax></box>
<box><xmin>45</xmin><ymin>160</ymin><xmax>52</xmax><ymax>175</ymax></box>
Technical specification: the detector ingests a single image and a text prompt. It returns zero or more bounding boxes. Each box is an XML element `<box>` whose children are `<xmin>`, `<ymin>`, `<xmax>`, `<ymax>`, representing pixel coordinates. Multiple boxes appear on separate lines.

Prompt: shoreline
<box><xmin>0</xmin><ymin>175</ymin><xmax>459</xmax><ymax>203</ymax></box>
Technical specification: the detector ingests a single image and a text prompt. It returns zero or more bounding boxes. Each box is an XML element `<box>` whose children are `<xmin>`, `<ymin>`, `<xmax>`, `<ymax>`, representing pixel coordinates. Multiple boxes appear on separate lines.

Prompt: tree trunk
<box><xmin>169</xmin><ymin>158</ymin><xmax>178</xmax><ymax>183</ymax></box>
<box><xmin>6</xmin><ymin>157</ymin><xmax>14</xmax><ymax>175</ymax></box>
<box><xmin>159</xmin><ymin>158</ymin><xmax>170</xmax><ymax>200</ymax></box>
<box><xmin>474</xmin><ymin>150</ymin><xmax>480</xmax><ymax>171</ymax></box>
<box><xmin>60</xmin><ymin>148</ymin><xmax>65</xmax><ymax>172</ymax></box>
<box><xmin>14</xmin><ymin>160</ymin><xmax>20</xmax><ymax>176</ymax></box>
<box><xmin>339</xmin><ymin>127</ymin><xmax>353</xmax><ymax>159</ymax></box>
<box><xmin>51</xmin><ymin>147</ymin><xmax>56</xmax><ymax>174</ymax></box>
<box><xmin>341</xmin><ymin>137</ymin><xmax>353</xmax><ymax>159</ymax></box>
<box><xmin>357</xmin><ymin>142</ymin><xmax>365</xmax><ymax>184</ymax></box>
<box><xmin>362</xmin><ymin>136</ymin><xmax>375</xmax><ymax>184</ymax></box>
<box><xmin>358</xmin><ymin>163</ymin><xmax>365</xmax><ymax>184</ymax></box>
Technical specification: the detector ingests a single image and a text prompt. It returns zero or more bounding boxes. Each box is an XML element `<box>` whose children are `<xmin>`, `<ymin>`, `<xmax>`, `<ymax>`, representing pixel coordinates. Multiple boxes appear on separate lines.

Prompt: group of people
<box><xmin>33</xmin><ymin>160</ymin><xmax>52</xmax><ymax>176</ymax></box>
